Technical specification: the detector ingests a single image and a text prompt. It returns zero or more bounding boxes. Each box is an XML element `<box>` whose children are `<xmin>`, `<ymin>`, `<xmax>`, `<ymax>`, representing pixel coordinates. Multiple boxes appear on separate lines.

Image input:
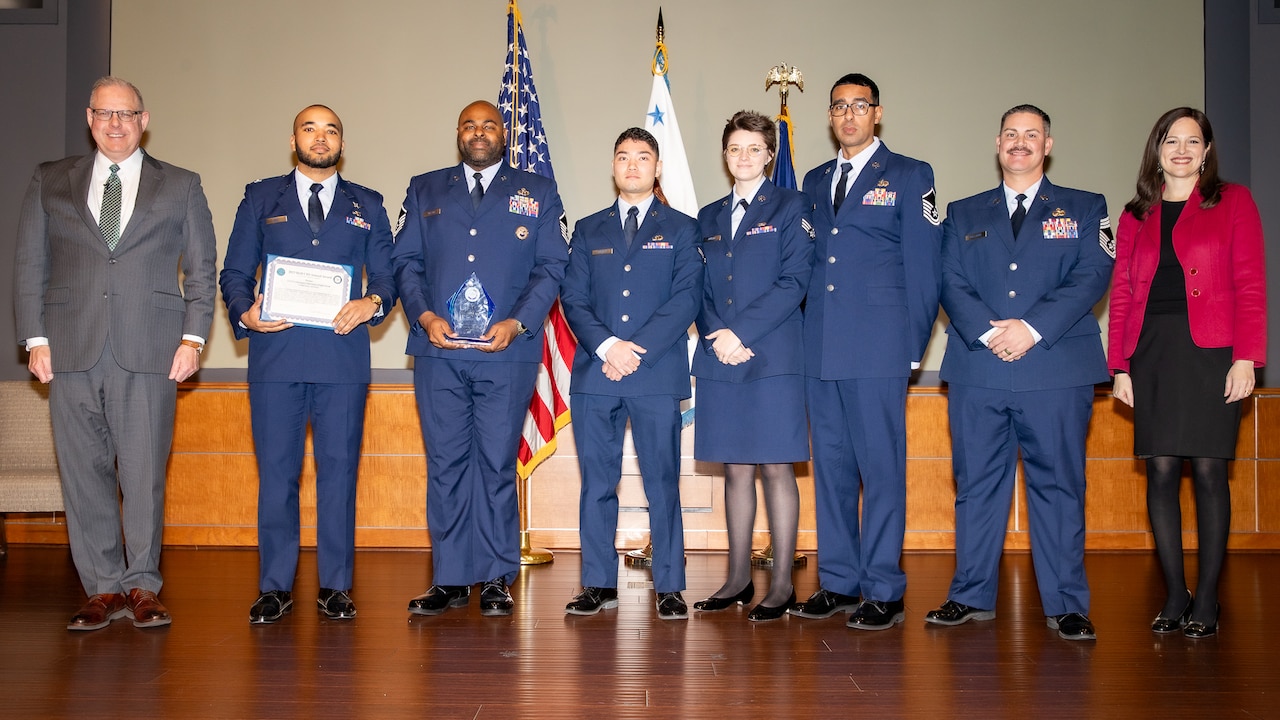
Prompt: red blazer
<box><xmin>1108</xmin><ymin>183</ymin><xmax>1267</xmax><ymax>373</ymax></box>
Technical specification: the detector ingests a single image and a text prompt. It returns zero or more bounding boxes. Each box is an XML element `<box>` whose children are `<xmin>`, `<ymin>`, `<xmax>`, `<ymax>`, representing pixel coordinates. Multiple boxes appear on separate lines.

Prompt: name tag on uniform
<box><xmin>592</xmin><ymin>248</ymin><xmax>614</xmax><ymax>255</ymax></box>
<box><xmin>964</xmin><ymin>231</ymin><xmax>987</xmax><ymax>241</ymax></box>
<box><xmin>422</xmin><ymin>208</ymin><xmax>442</xmax><ymax>218</ymax></box>
<box><xmin>1042</xmin><ymin>218</ymin><xmax>1079</xmax><ymax>239</ymax></box>
<box><xmin>704</xmin><ymin>234</ymin><xmax>722</xmax><ymax>242</ymax></box>
<box><xmin>265</xmin><ymin>215</ymin><xmax>288</xmax><ymax>225</ymax></box>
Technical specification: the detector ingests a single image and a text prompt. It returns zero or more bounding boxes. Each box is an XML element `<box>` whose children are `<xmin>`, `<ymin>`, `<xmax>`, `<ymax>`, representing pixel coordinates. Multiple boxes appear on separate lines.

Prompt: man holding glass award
<box><xmin>220</xmin><ymin>104</ymin><xmax>397</xmax><ymax>624</ymax></box>
<box><xmin>393</xmin><ymin>100</ymin><xmax>569</xmax><ymax>618</ymax></box>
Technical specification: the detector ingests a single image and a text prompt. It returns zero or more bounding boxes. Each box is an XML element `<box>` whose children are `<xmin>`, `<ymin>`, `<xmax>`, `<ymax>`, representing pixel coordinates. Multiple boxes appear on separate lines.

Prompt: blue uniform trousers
<box><xmin>414</xmin><ymin>357</ymin><xmax>537</xmax><ymax>587</ymax></box>
<box><xmin>946</xmin><ymin>383</ymin><xmax>1093</xmax><ymax>616</ymax></box>
<box><xmin>571</xmin><ymin>392</ymin><xmax>686</xmax><ymax>593</ymax></box>
<box><xmin>251</xmin><ymin>381</ymin><xmax>367</xmax><ymax>592</ymax></box>
<box><xmin>806</xmin><ymin>376</ymin><xmax>908</xmax><ymax>602</ymax></box>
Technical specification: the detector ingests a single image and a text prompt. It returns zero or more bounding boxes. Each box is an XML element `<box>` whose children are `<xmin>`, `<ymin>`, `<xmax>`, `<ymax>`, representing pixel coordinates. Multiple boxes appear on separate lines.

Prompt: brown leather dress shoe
<box><xmin>126</xmin><ymin>588</ymin><xmax>172</xmax><ymax>628</ymax></box>
<box><xmin>67</xmin><ymin>593</ymin><xmax>129</xmax><ymax>631</ymax></box>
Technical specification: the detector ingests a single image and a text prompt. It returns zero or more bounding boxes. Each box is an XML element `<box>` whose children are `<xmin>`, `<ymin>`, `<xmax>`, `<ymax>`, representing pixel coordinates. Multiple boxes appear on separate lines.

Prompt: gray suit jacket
<box><xmin>13</xmin><ymin>151</ymin><xmax>218</xmax><ymax>374</ymax></box>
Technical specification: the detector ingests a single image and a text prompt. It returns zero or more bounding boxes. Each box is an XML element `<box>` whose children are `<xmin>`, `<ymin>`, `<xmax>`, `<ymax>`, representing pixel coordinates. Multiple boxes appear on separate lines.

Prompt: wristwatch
<box><xmin>513</xmin><ymin>319</ymin><xmax>528</xmax><ymax>335</ymax></box>
<box><xmin>180</xmin><ymin>339</ymin><xmax>204</xmax><ymax>355</ymax></box>
<box><xmin>366</xmin><ymin>293</ymin><xmax>383</xmax><ymax>308</ymax></box>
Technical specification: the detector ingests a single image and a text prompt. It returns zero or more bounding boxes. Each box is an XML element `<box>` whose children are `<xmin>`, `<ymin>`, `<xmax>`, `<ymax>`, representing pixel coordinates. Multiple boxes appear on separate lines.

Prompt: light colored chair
<box><xmin>0</xmin><ymin>380</ymin><xmax>63</xmax><ymax>555</ymax></box>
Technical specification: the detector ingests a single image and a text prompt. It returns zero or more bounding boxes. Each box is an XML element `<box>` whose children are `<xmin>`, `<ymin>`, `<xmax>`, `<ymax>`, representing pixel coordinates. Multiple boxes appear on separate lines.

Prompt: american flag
<box><xmin>499</xmin><ymin>0</ymin><xmax>575</xmax><ymax>480</ymax></box>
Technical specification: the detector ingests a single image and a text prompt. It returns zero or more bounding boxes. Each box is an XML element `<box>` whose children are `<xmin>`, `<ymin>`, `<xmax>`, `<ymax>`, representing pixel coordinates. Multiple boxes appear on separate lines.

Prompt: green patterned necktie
<box><xmin>100</xmin><ymin>163</ymin><xmax>122</xmax><ymax>250</ymax></box>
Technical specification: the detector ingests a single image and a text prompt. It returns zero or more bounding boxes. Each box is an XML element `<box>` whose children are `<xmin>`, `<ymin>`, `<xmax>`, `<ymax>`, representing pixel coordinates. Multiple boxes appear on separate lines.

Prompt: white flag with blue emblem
<box><xmin>643</xmin><ymin>11</ymin><xmax>697</xmax><ymax>219</ymax></box>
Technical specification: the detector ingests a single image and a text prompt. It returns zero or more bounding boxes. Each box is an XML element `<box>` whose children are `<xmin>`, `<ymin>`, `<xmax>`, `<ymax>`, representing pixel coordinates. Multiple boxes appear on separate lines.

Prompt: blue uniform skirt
<box><xmin>693</xmin><ymin>374</ymin><xmax>809</xmax><ymax>464</ymax></box>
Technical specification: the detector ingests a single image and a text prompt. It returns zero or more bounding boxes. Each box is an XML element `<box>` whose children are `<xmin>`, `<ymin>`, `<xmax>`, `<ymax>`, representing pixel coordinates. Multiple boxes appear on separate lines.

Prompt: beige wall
<box><xmin>112</xmin><ymin>0</ymin><xmax>1203</xmax><ymax>371</ymax></box>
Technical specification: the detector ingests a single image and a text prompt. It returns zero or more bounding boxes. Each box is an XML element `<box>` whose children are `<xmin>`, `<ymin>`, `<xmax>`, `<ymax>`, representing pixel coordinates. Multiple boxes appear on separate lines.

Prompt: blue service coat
<box><xmin>392</xmin><ymin>164</ymin><xmax>568</xmax><ymax>363</ymax></box>
<box><xmin>561</xmin><ymin>200</ymin><xmax>702</xmax><ymax>398</ymax></box>
<box><xmin>693</xmin><ymin>180</ymin><xmax>814</xmax><ymax>383</ymax></box>
<box><xmin>939</xmin><ymin>178</ymin><xmax>1113</xmax><ymax>389</ymax></box>
<box><xmin>220</xmin><ymin>173</ymin><xmax>397</xmax><ymax>383</ymax></box>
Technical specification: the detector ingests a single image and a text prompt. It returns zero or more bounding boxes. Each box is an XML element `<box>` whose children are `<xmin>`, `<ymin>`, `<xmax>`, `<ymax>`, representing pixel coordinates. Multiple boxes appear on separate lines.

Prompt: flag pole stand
<box><xmin>517</xmin><ymin>472</ymin><xmax>553</xmax><ymax>566</ymax></box>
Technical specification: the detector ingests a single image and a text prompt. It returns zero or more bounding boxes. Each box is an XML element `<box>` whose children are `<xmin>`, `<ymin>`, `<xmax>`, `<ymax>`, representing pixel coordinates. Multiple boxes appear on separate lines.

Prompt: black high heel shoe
<box><xmin>747</xmin><ymin>589</ymin><xmax>796</xmax><ymax>623</ymax></box>
<box><xmin>1183</xmin><ymin>603</ymin><xmax>1220</xmax><ymax>639</ymax></box>
<box><xmin>693</xmin><ymin>582</ymin><xmax>754</xmax><ymax>612</ymax></box>
<box><xmin>1151</xmin><ymin>589</ymin><xmax>1193</xmax><ymax>634</ymax></box>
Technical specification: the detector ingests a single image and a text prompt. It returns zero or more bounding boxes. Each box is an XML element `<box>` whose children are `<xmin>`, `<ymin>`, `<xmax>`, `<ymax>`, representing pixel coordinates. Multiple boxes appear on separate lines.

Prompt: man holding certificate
<box><xmin>393</xmin><ymin>100</ymin><xmax>568</xmax><ymax>618</ymax></box>
<box><xmin>220</xmin><ymin>104</ymin><xmax>396</xmax><ymax>624</ymax></box>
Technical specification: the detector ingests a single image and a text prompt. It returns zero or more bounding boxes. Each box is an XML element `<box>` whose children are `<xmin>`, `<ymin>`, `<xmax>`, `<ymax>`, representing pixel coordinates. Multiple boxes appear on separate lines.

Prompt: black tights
<box><xmin>712</xmin><ymin>463</ymin><xmax>799</xmax><ymax>607</ymax></box>
<box><xmin>1146</xmin><ymin>455</ymin><xmax>1230</xmax><ymax>625</ymax></box>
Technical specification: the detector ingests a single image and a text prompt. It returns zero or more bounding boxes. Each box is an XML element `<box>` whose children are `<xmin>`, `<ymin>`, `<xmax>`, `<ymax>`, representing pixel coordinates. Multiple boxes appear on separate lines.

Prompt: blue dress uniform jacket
<box><xmin>221</xmin><ymin>174</ymin><xmax>398</xmax><ymax>382</ymax></box>
<box><xmin>220</xmin><ymin>172</ymin><xmax>396</xmax><ymax>593</ymax></box>
<box><xmin>560</xmin><ymin>199</ymin><xmax>702</xmax><ymax>593</ymax></box>
<box><xmin>561</xmin><ymin>200</ymin><xmax>703</xmax><ymax>398</ymax></box>
<box><xmin>393</xmin><ymin>164</ymin><xmax>567</xmax><ymax>363</ymax></box>
<box><xmin>799</xmin><ymin>142</ymin><xmax>942</xmax><ymax>604</ymax></box>
<box><xmin>938</xmin><ymin>177</ymin><xmax>1113</xmax><ymax>616</ymax></box>
<box><xmin>802</xmin><ymin>143</ymin><xmax>942</xmax><ymax>380</ymax></box>
<box><xmin>693</xmin><ymin>180</ymin><xmax>814</xmax><ymax>383</ymax></box>
<box><xmin>939</xmin><ymin>179</ymin><xmax>1112</xmax><ymax>390</ymax></box>
<box><xmin>391</xmin><ymin>163</ymin><xmax>568</xmax><ymax>588</ymax></box>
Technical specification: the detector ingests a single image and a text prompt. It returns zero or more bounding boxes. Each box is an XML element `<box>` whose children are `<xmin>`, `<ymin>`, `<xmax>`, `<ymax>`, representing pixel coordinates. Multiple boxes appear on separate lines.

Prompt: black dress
<box><xmin>1130</xmin><ymin>200</ymin><xmax>1241</xmax><ymax>458</ymax></box>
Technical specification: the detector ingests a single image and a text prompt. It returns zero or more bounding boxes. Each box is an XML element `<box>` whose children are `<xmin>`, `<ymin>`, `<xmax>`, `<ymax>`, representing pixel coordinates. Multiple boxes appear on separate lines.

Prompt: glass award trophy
<box><xmin>446</xmin><ymin>272</ymin><xmax>495</xmax><ymax>345</ymax></box>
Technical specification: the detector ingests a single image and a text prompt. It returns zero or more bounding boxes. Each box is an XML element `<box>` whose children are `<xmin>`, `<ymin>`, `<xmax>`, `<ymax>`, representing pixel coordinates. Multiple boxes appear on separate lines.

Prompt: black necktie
<box><xmin>308</xmin><ymin>183</ymin><xmax>324</xmax><ymax>235</ymax></box>
<box><xmin>471</xmin><ymin>172</ymin><xmax>484</xmax><ymax>210</ymax></box>
<box><xmin>1011</xmin><ymin>193</ymin><xmax>1028</xmax><ymax>238</ymax></box>
<box><xmin>623</xmin><ymin>206</ymin><xmax>639</xmax><ymax>248</ymax></box>
<box><xmin>832</xmin><ymin>161</ymin><xmax>853</xmax><ymax>214</ymax></box>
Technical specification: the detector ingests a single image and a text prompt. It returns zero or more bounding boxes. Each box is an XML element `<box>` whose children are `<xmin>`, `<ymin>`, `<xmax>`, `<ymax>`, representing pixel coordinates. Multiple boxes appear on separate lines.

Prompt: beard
<box><xmin>296</xmin><ymin>145</ymin><xmax>342</xmax><ymax>170</ymax></box>
<box><xmin>458</xmin><ymin>136</ymin><xmax>504</xmax><ymax>169</ymax></box>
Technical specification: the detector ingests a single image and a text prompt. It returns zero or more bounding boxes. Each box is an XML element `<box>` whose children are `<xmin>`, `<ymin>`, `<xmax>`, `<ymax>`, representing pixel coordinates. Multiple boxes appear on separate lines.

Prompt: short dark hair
<box><xmin>1125</xmin><ymin>106</ymin><xmax>1222</xmax><ymax>218</ymax></box>
<box><xmin>720</xmin><ymin>110</ymin><xmax>777</xmax><ymax>155</ymax></box>
<box><xmin>1000</xmin><ymin>104</ymin><xmax>1051</xmax><ymax>136</ymax></box>
<box><xmin>830</xmin><ymin>73</ymin><xmax>879</xmax><ymax>105</ymax></box>
<box><xmin>614</xmin><ymin>127</ymin><xmax>659</xmax><ymax>156</ymax></box>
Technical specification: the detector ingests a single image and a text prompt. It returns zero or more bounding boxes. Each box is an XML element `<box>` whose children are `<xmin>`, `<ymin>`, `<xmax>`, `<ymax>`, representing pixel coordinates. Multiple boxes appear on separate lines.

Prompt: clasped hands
<box><xmin>986</xmin><ymin>319</ymin><xmax>1032</xmax><ymax>363</ymax></box>
<box><xmin>706</xmin><ymin>328</ymin><xmax>754</xmax><ymax>366</ymax></box>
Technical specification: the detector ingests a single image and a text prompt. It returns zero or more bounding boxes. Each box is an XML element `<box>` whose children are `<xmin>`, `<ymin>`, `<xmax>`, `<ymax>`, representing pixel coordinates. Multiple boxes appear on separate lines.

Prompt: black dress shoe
<box><xmin>565</xmin><ymin>586</ymin><xmax>619</xmax><ymax>616</ymax></box>
<box><xmin>249</xmin><ymin>590</ymin><xmax>293</xmax><ymax>625</ymax></box>
<box><xmin>1183</xmin><ymin>603</ymin><xmax>1220</xmax><ymax>639</ymax></box>
<box><xmin>480</xmin><ymin>578</ymin><xmax>514</xmax><ymax>617</ymax></box>
<box><xmin>747</xmin><ymin>589</ymin><xmax>796</xmax><ymax>623</ymax></box>
<box><xmin>693</xmin><ymin>582</ymin><xmax>754</xmax><ymax>612</ymax></box>
<box><xmin>656</xmin><ymin>592</ymin><xmax>688</xmax><ymax>620</ymax></box>
<box><xmin>788</xmin><ymin>588</ymin><xmax>860</xmax><ymax>619</ymax></box>
<box><xmin>925</xmin><ymin>600</ymin><xmax>995</xmax><ymax>626</ymax></box>
<box><xmin>317</xmin><ymin>588</ymin><xmax>356</xmax><ymax>620</ymax></box>
<box><xmin>1048</xmin><ymin>612</ymin><xmax>1097</xmax><ymax>640</ymax></box>
<box><xmin>408</xmin><ymin>585</ymin><xmax>471</xmax><ymax>616</ymax></box>
<box><xmin>1151</xmin><ymin>589</ymin><xmax>1193</xmax><ymax>634</ymax></box>
<box><xmin>847</xmin><ymin>598</ymin><xmax>905</xmax><ymax>630</ymax></box>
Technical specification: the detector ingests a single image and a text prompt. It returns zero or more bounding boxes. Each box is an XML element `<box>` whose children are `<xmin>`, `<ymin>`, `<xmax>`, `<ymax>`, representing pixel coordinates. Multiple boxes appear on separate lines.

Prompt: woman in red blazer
<box><xmin>1109</xmin><ymin>107</ymin><xmax>1267</xmax><ymax>639</ymax></box>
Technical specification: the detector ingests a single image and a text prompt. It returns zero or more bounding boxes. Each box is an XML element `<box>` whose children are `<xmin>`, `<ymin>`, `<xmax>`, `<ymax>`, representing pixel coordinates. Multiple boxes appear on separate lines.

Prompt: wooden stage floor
<box><xmin>2</xmin><ymin>546</ymin><xmax>1278</xmax><ymax>719</ymax></box>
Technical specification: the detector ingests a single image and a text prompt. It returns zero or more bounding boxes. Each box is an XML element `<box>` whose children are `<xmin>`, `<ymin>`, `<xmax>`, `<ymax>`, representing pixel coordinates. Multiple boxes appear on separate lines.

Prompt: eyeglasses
<box><xmin>828</xmin><ymin>101</ymin><xmax>878</xmax><ymax>117</ymax></box>
<box><xmin>725</xmin><ymin>145</ymin><xmax>768</xmax><ymax>158</ymax></box>
<box><xmin>90</xmin><ymin>108</ymin><xmax>143</xmax><ymax>123</ymax></box>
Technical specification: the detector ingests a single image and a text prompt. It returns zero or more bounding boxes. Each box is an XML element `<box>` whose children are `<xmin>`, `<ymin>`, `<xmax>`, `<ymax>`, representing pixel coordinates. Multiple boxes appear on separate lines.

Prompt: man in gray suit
<box><xmin>12</xmin><ymin>76</ymin><xmax>217</xmax><ymax>630</ymax></box>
